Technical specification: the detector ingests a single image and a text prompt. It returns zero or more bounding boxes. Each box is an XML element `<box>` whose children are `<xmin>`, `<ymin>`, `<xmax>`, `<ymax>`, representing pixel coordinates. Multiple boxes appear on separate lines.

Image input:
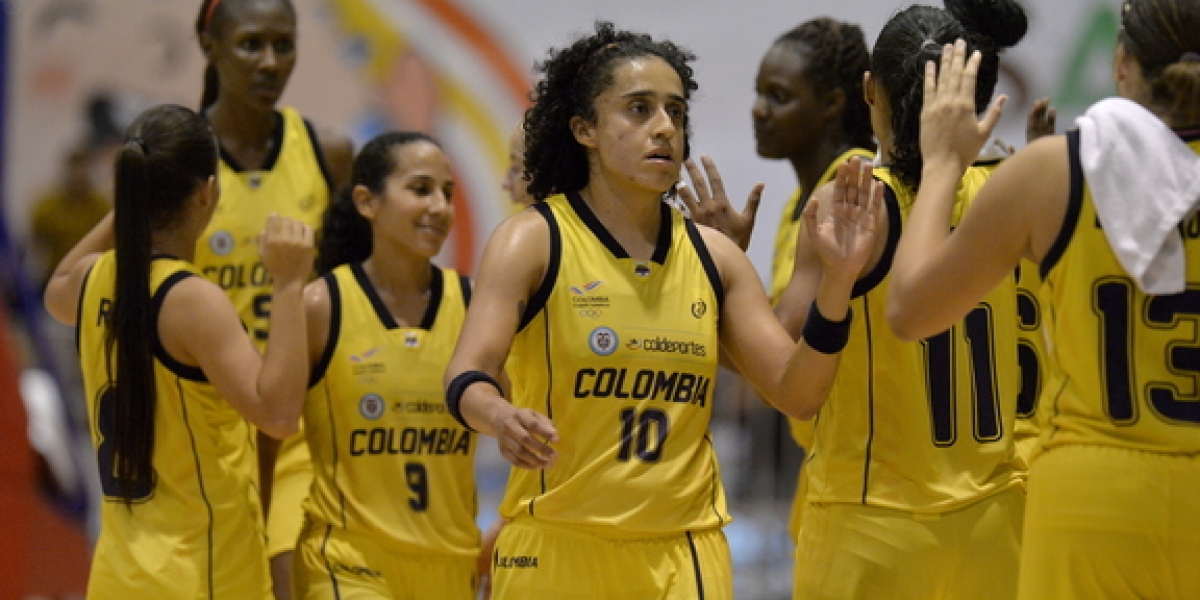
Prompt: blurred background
<box><xmin>0</xmin><ymin>0</ymin><xmax>1119</xmax><ymax>597</ymax></box>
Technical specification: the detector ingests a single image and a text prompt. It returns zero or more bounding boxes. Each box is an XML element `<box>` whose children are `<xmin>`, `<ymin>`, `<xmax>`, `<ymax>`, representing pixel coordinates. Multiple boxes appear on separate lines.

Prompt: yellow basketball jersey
<box><xmin>304</xmin><ymin>263</ymin><xmax>479</xmax><ymax>556</ymax></box>
<box><xmin>79</xmin><ymin>252</ymin><xmax>270</xmax><ymax>599</ymax></box>
<box><xmin>500</xmin><ymin>192</ymin><xmax>728</xmax><ymax>537</ymax></box>
<box><xmin>194</xmin><ymin>107</ymin><xmax>331</xmax><ymax>346</ymax></box>
<box><xmin>804</xmin><ymin>166</ymin><xmax>1023</xmax><ymax>512</ymax></box>
<box><xmin>1038</xmin><ymin>130</ymin><xmax>1200</xmax><ymax>454</ymax></box>
<box><xmin>1014</xmin><ymin>259</ymin><xmax>1048</xmax><ymax>464</ymax></box>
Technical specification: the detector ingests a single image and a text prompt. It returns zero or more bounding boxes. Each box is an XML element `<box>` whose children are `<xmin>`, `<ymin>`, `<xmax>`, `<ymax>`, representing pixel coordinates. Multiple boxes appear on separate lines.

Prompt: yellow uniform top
<box><xmin>500</xmin><ymin>193</ymin><xmax>728</xmax><ymax>537</ymax></box>
<box><xmin>303</xmin><ymin>263</ymin><xmax>479</xmax><ymax>556</ymax></box>
<box><xmin>79</xmin><ymin>252</ymin><xmax>269</xmax><ymax>599</ymax></box>
<box><xmin>1014</xmin><ymin>259</ymin><xmax>1048</xmax><ymax>464</ymax></box>
<box><xmin>1038</xmin><ymin>130</ymin><xmax>1200</xmax><ymax>454</ymax></box>
<box><xmin>194</xmin><ymin>106</ymin><xmax>331</xmax><ymax>346</ymax></box>
<box><xmin>805</xmin><ymin>166</ymin><xmax>1024</xmax><ymax>512</ymax></box>
<box><xmin>770</xmin><ymin>148</ymin><xmax>875</xmax><ymax>451</ymax></box>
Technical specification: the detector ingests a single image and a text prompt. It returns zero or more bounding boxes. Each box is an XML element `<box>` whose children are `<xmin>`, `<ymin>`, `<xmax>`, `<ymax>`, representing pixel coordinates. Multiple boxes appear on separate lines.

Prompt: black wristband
<box><xmin>801</xmin><ymin>301</ymin><xmax>853</xmax><ymax>354</ymax></box>
<box><xmin>445</xmin><ymin>370</ymin><xmax>502</xmax><ymax>431</ymax></box>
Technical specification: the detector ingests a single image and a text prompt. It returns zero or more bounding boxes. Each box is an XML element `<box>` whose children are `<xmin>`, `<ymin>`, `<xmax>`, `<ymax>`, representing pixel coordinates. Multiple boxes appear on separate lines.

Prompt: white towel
<box><xmin>1077</xmin><ymin>97</ymin><xmax>1200</xmax><ymax>295</ymax></box>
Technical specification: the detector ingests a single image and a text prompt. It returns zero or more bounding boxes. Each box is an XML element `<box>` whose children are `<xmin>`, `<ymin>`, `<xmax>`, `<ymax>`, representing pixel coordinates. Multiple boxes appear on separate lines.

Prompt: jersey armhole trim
<box><xmin>152</xmin><ymin>271</ymin><xmax>208</xmax><ymax>382</ymax></box>
<box><xmin>304</xmin><ymin>117</ymin><xmax>336</xmax><ymax>194</ymax></box>
<box><xmin>1040</xmin><ymin>129</ymin><xmax>1084</xmax><ymax>280</ymax></box>
<box><xmin>852</xmin><ymin>182</ymin><xmax>901</xmax><ymax>298</ymax></box>
<box><xmin>684</xmin><ymin>219</ymin><xmax>725</xmax><ymax>314</ymax></box>
<box><xmin>459</xmin><ymin>273</ymin><xmax>472</xmax><ymax>308</ymax></box>
<box><xmin>310</xmin><ymin>271</ymin><xmax>341</xmax><ymax>388</ymax></box>
<box><xmin>518</xmin><ymin>202</ymin><xmax>560</xmax><ymax>332</ymax></box>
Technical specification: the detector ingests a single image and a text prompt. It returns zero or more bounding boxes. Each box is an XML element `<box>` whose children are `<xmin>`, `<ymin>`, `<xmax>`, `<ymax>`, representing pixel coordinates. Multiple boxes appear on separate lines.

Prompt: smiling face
<box><xmin>752</xmin><ymin>43</ymin><xmax>827</xmax><ymax>160</ymax></box>
<box><xmin>204</xmin><ymin>0</ymin><xmax>297</xmax><ymax>112</ymax></box>
<box><xmin>357</xmin><ymin>140</ymin><xmax>455</xmax><ymax>260</ymax></box>
<box><xmin>572</xmin><ymin>56</ymin><xmax>688</xmax><ymax>200</ymax></box>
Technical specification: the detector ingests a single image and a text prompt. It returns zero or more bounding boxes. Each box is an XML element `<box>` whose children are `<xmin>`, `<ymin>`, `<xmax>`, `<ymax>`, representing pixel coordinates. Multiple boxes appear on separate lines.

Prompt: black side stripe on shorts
<box><xmin>686</xmin><ymin>531</ymin><xmax>706</xmax><ymax>599</ymax></box>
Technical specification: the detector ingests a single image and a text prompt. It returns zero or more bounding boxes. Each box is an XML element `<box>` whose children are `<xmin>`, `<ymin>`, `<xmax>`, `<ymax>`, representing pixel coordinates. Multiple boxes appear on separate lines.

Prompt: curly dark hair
<box><xmin>775</xmin><ymin>18</ymin><xmax>875</xmax><ymax>151</ymax></box>
<box><xmin>523</xmin><ymin>21</ymin><xmax>698</xmax><ymax>200</ymax></box>
<box><xmin>316</xmin><ymin>131</ymin><xmax>441</xmax><ymax>274</ymax></box>
<box><xmin>872</xmin><ymin>0</ymin><xmax>1027</xmax><ymax>190</ymax></box>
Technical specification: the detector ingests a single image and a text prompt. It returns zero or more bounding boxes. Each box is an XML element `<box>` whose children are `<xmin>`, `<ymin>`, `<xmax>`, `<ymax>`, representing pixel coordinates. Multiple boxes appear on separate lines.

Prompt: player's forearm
<box><xmin>255</xmin><ymin>280</ymin><xmax>309</xmax><ymax>438</ymax></box>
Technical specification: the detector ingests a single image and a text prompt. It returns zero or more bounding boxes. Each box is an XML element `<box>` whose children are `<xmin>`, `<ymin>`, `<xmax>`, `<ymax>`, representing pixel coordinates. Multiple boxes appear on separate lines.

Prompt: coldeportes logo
<box><xmin>626</xmin><ymin>336</ymin><xmax>707</xmax><ymax>357</ymax></box>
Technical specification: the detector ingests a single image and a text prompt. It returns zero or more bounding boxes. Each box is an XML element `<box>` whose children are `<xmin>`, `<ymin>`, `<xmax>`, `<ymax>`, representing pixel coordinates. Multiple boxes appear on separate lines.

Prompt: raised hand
<box><xmin>1025</xmin><ymin>97</ymin><xmax>1057</xmax><ymax>143</ymax></box>
<box><xmin>678</xmin><ymin>155</ymin><xmax>764</xmax><ymax>251</ymax></box>
<box><xmin>920</xmin><ymin>40</ymin><xmax>1008</xmax><ymax>174</ymax></box>
<box><xmin>259</xmin><ymin>213</ymin><xmax>315</xmax><ymax>288</ymax></box>
<box><xmin>804</xmin><ymin>157</ymin><xmax>882</xmax><ymax>280</ymax></box>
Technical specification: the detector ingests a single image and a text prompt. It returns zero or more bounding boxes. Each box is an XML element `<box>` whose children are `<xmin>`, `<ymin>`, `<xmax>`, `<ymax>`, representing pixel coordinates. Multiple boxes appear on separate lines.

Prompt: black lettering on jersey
<box><xmin>1180</xmin><ymin>213</ymin><xmax>1200</xmax><ymax>240</ymax></box>
<box><xmin>202</xmin><ymin>262</ymin><xmax>271</xmax><ymax>290</ymax></box>
<box><xmin>97</xmin><ymin>298</ymin><xmax>112</xmax><ymax>326</ymax></box>
<box><xmin>574</xmin><ymin>368</ymin><xmax>709</xmax><ymax>407</ymax></box>
<box><xmin>349</xmin><ymin>427</ymin><xmax>472</xmax><ymax>456</ymax></box>
<box><xmin>495</xmin><ymin>555</ymin><xmax>539</xmax><ymax>569</ymax></box>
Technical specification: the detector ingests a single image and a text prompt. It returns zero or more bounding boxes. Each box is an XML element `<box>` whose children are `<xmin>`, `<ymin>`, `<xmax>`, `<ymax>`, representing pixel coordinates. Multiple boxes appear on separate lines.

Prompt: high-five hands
<box><xmin>920</xmin><ymin>40</ymin><xmax>1009</xmax><ymax>175</ymax></box>
<box><xmin>804</xmin><ymin>157</ymin><xmax>882</xmax><ymax>278</ymax></box>
<box><xmin>678</xmin><ymin>155</ymin><xmax>764</xmax><ymax>251</ymax></box>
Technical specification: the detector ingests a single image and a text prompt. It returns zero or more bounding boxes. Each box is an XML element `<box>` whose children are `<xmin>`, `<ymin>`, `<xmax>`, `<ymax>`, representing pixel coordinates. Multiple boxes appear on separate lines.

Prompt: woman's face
<box><xmin>207</xmin><ymin>0</ymin><xmax>297</xmax><ymax>112</ymax></box>
<box><xmin>361</xmin><ymin>141</ymin><xmax>455</xmax><ymax>260</ymax></box>
<box><xmin>574</xmin><ymin>56</ymin><xmax>688</xmax><ymax>198</ymax></box>
<box><xmin>752</xmin><ymin>43</ymin><xmax>826</xmax><ymax>160</ymax></box>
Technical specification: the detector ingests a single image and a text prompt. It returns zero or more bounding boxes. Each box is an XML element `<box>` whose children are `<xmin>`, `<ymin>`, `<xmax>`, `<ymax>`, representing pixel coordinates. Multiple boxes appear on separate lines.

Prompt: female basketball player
<box><xmin>444</xmin><ymin>21</ymin><xmax>880</xmax><ymax>599</ymax></box>
<box><xmin>291</xmin><ymin>132</ymin><xmax>488</xmax><ymax>599</ymax></box>
<box><xmin>193</xmin><ymin>1</ymin><xmax>352</xmax><ymax>596</ymax></box>
<box><xmin>888</xmin><ymin>1</ymin><xmax>1200</xmax><ymax>596</ymax></box>
<box><xmin>43</xmin><ymin>103</ymin><xmax>313</xmax><ymax>599</ymax></box>
<box><xmin>769</xmin><ymin>1</ymin><xmax>1030</xmax><ymax>598</ymax></box>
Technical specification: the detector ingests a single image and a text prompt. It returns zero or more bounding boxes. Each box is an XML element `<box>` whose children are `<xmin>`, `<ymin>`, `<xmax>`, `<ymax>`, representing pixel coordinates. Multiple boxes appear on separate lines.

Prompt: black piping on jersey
<box><xmin>152</xmin><ymin>270</ymin><xmax>208</xmax><ymax>382</ymax></box>
<box><xmin>852</xmin><ymin>183</ymin><xmax>902</xmax><ymax>299</ymax></box>
<box><xmin>320</xmin><ymin>523</ymin><xmax>344</xmax><ymax>598</ymax></box>
<box><xmin>177</xmin><ymin>376</ymin><xmax>216</xmax><ymax>599</ymax></box>
<box><xmin>75</xmin><ymin>262</ymin><xmax>95</xmax><ymax>356</ymax></box>
<box><xmin>860</xmin><ymin>294</ymin><xmax>877</xmax><ymax>505</ymax></box>
<box><xmin>218</xmin><ymin>111</ymin><xmax>285</xmax><ymax>172</ymax></box>
<box><xmin>686</xmin><ymin>531</ymin><xmax>707</xmax><ymax>599</ymax></box>
<box><xmin>1041</xmin><ymin>129</ymin><xmax>1085</xmax><ymax>280</ymax></box>
<box><xmin>684</xmin><ymin>218</ymin><xmax>726</xmax><ymax>315</ymax></box>
<box><xmin>518</xmin><ymin>202</ymin><xmax>562</xmax><ymax>332</ymax></box>
<box><xmin>703</xmin><ymin>433</ymin><xmax>729</xmax><ymax>527</ymax></box>
<box><xmin>532</xmin><ymin>308</ymin><xmax>554</xmax><ymax>514</ymax></box>
<box><xmin>564</xmin><ymin>191</ymin><xmax>672</xmax><ymax>264</ymax></box>
<box><xmin>304</xmin><ymin>117</ymin><xmax>336</xmax><ymax>193</ymax></box>
<box><xmin>350</xmin><ymin>262</ymin><xmax>444</xmax><ymax>330</ymax></box>
<box><xmin>459</xmin><ymin>274</ymin><xmax>472</xmax><ymax>307</ymax></box>
<box><xmin>310</xmin><ymin>271</ymin><xmax>342</xmax><ymax>388</ymax></box>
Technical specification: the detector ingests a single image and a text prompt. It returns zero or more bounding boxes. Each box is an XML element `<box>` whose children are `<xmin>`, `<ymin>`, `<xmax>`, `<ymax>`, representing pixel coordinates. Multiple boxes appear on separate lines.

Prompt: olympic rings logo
<box><xmin>578</xmin><ymin>308</ymin><xmax>603</xmax><ymax>319</ymax></box>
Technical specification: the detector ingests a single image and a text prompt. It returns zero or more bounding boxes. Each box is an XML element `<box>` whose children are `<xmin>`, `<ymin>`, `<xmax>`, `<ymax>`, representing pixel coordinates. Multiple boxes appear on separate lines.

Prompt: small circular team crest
<box><xmin>589</xmin><ymin>326</ymin><xmax>619</xmax><ymax>356</ymax></box>
<box><xmin>209</xmin><ymin>230</ymin><xmax>235</xmax><ymax>256</ymax></box>
<box><xmin>691</xmin><ymin>299</ymin><xmax>707</xmax><ymax>319</ymax></box>
<box><xmin>359</xmin><ymin>393</ymin><xmax>385</xmax><ymax>420</ymax></box>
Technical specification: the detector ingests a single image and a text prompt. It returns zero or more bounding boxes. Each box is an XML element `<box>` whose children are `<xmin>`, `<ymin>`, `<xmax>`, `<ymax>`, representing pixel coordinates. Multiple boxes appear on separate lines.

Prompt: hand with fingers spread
<box><xmin>677</xmin><ymin>155</ymin><xmax>764</xmax><ymax>251</ymax></box>
<box><xmin>259</xmin><ymin>212</ymin><xmax>315</xmax><ymax>289</ymax></box>
<box><xmin>492</xmin><ymin>406</ymin><xmax>559</xmax><ymax>470</ymax></box>
<box><xmin>1024</xmin><ymin>97</ymin><xmax>1057</xmax><ymax>144</ymax></box>
<box><xmin>920</xmin><ymin>40</ymin><xmax>1008</xmax><ymax>175</ymax></box>
<box><xmin>804</xmin><ymin>158</ymin><xmax>882</xmax><ymax>281</ymax></box>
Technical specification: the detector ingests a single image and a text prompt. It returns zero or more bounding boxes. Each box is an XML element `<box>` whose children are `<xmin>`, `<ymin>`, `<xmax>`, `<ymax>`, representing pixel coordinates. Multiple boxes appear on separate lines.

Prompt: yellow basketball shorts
<box><xmin>491</xmin><ymin>518</ymin><xmax>732</xmax><ymax>600</ymax></box>
<box><xmin>267</xmin><ymin>431</ymin><xmax>313</xmax><ymax>558</ymax></box>
<box><xmin>794</xmin><ymin>484</ymin><xmax>1024</xmax><ymax>600</ymax></box>
<box><xmin>293</xmin><ymin>520</ymin><xmax>476</xmax><ymax>600</ymax></box>
<box><xmin>1019</xmin><ymin>444</ymin><xmax>1200</xmax><ymax>600</ymax></box>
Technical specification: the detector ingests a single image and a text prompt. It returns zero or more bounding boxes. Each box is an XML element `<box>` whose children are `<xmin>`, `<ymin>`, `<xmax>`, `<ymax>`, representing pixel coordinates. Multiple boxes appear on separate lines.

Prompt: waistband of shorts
<box><xmin>507</xmin><ymin>515</ymin><xmax>723</xmax><ymax>543</ymax></box>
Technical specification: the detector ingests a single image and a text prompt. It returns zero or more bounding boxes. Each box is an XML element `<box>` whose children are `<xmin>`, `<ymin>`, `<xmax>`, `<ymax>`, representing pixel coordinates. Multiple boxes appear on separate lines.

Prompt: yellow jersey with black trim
<box><xmin>1014</xmin><ymin>259</ymin><xmax>1048</xmax><ymax>465</ymax></box>
<box><xmin>805</xmin><ymin>166</ymin><xmax>1023</xmax><ymax>512</ymax></box>
<box><xmin>194</xmin><ymin>106</ymin><xmax>331</xmax><ymax>347</ymax></box>
<box><xmin>303</xmin><ymin>263</ymin><xmax>479</xmax><ymax>557</ymax></box>
<box><xmin>500</xmin><ymin>192</ymin><xmax>728</xmax><ymax>537</ymax></box>
<box><xmin>79</xmin><ymin>252</ymin><xmax>269</xmax><ymax>599</ymax></box>
<box><xmin>770</xmin><ymin>148</ymin><xmax>874</xmax><ymax>451</ymax></box>
<box><xmin>1038</xmin><ymin>130</ymin><xmax>1200</xmax><ymax>454</ymax></box>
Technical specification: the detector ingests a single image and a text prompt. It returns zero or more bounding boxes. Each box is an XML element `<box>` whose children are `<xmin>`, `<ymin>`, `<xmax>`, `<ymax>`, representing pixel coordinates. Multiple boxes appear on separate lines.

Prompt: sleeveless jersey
<box><xmin>79</xmin><ymin>252</ymin><xmax>269</xmax><ymax>599</ymax></box>
<box><xmin>303</xmin><ymin>263</ymin><xmax>479</xmax><ymax>556</ymax></box>
<box><xmin>770</xmin><ymin>148</ymin><xmax>875</xmax><ymax>451</ymax></box>
<box><xmin>1038</xmin><ymin>130</ymin><xmax>1200</xmax><ymax>454</ymax></box>
<box><xmin>1014</xmin><ymin>259</ymin><xmax>1048</xmax><ymax>462</ymax></box>
<box><xmin>804</xmin><ymin>166</ymin><xmax>1024</xmax><ymax>512</ymax></box>
<box><xmin>500</xmin><ymin>192</ymin><xmax>728</xmax><ymax>537</ymax></box>
<box><xmin>194</xmin><ymin>107</ymin><xmax>331</xmax><ymax>346</ymax></box>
